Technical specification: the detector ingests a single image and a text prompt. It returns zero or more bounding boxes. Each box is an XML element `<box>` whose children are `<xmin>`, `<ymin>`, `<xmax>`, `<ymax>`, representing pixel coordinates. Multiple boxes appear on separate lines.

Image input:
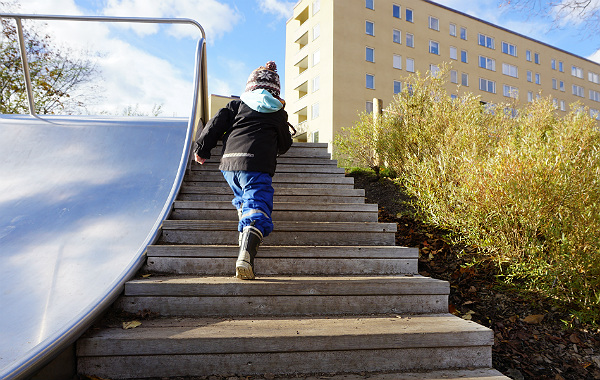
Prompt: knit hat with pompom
<box><xmin>245</xmin><ymin>61</ymin><xmax>281</xmax><ymax>97</ymax></box>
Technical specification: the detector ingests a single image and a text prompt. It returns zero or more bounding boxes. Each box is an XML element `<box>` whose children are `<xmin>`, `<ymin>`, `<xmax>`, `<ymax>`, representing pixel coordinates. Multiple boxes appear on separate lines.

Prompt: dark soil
<box><xmin>348</xmin><ymin>171</ymin><xmax>600</xmax><ymax>380</ymax></box>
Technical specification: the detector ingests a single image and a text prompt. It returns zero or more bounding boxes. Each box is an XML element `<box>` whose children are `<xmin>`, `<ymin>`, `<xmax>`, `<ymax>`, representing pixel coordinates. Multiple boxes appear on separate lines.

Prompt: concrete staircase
<box><xmin>77</xmin><ymin>143</ymin><xmax>508</xmax><ymax>380</ymax></box>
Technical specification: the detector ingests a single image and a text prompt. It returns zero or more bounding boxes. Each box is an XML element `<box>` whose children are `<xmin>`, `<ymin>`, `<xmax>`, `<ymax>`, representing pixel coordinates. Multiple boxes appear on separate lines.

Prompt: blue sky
<box><xmin>8</xmin><ymin>0</ymin><xmax>600</xmax><ymax>117</ymax></box>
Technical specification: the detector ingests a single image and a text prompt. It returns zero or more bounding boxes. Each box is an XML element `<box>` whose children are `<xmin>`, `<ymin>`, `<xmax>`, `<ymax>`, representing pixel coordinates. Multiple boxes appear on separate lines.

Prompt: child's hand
<box><xmin>194</xmin><ymin>153</ymin><xmax>205</xmax><ymax>164</ymax></box>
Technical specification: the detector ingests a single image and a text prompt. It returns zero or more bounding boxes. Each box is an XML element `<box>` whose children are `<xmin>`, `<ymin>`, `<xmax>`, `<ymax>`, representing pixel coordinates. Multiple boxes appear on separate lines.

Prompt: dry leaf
<box><xmin>141</xmin><ymin>274</ymin><xmax>151</xmax><ymax>278</ymax></box>
<box><xmin>448</xmin><ymin>304</ymin><xmax>458</xmax><ymax>315</ymax></box>
<box><xmin>569</xmin><ymin>333</ymin><xmax>581</xmax><ymax>344</ymax></box>
<box><xmin>523</xmin><ymin>314</ymin><xmax>545</xmax><ymax>324</ymax></box>
<box><xmin>122</xmin><ymin>320</ymin><xmax>142</xmax><ymax>329</ymax></box>
<box><xmin>462</xmin><ymin>310</ymin><xmax>476</xmax><ymax>320</ymax></box>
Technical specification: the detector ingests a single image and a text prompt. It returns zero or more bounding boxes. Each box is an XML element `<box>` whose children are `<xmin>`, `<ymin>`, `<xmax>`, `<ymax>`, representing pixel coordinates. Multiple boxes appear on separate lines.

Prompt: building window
<box><xmin>553</xmin><ymin>98</ymin><xmax>559</xmax><ymax>109</ymax></box>
<box><xmin>572</xmin><ymin>66</ymin><xmax>584</xmax><ymax>78</ymax></box>
<box><xmin>406</xmin><ymin>33</ymin><xmax>414</xmax><ymax>47</ymax></box>
<box><xmin>366</xmin><ymin>47</ymin><xmax>375</xmax><ymax>62</ymax></box>
<box><xmin>450</xmin><ymin>46</ymin><xmax>457</xmax><ymax>60</ymax></box>
<box><xmin>535</xmin><ymin>73</ymin><xmax>541</xmax><ymax>85</ymax></box>
<box><xmin>366</xmin><ymin>0</ymin><xmax>374</xmax><ymax>10</ymax></box>
<box><xmin>393</xmin><ymin>54</ymin><xmax>402</xmax><ymax>69</ymax></box>
<box><xmin>552</xmin><ymin>78</ymin><xmax>558</xmax><ymax>90</ymax></box>
<box><xmin>313</xmin><ymin>24</ymin><xmax>320</xmax><ymax>40</ymax></box>
<box><xmin>560</xmin><ymin>100</ymin><xmax>566</xmax><ymax>111</ymax></box>
<box><xmin>429</xmin><ymin>16</ymin><xmax>439</xmax><ymax>31</ymax></box>
<box><xmin>559</xmin><ymin>61</ymin><xmax>564</xmax><ymax>72</ymax></box>
<box><xmin>313</xmin><ymin>0</ymin><xmax>320</xmax><ymax>14</ymax></box>
<box><xmin>430</xmin><ymin>64</ymin><xmax>440</xmax><ymax>77</ymax></box>
<box><xmin>450</xmin><ymin>70</ymin><xmax>458</xmax><ymax>84</ymax></box>
<box><xmin>366</xmin><ymin>21</ymin><xmax>374</xmax><ymax>36</ymax></box>
<box><xmin>589</xmin><ymin>72</ymin><xmax>600</xmax><ymax>84</ymax></box>
<box><xmin>478</xmin><ymin>33</ymin><xmax>494</xmax><ymax>49</ymax></box>
<box><xmin>591</xmin><ymin>109</ymin><xmax>600</xmax><ymax>120</ymax></box>
<box><xmin>393</xmin><ymin>29</ymin><xmax>401</xmax><ymax>44</ymax></box>
<box><xmin>393</xmin><ymin>4</ymin><xmax>401</xmax><ymax>18</ymax></box>
<box><xmin>366</xmin><ymin>74</ymin><xmax>375</xmax><ymax>89</ymax></box>
<box><xmin>501</xmin><ymin>42</ymin><xmax>517</xmax><ymax>56</ymax></box>
<box><xmin>406</xmin><ymin>8</ymin><xmax>413</xmax><ymax>22</ymax></box>
<box><xmin>551</xmin><ymin>59</ymin><xmax>556</xmax><ymax>70</ymax></box>
<box><xmin>526</xmin><ymin>50</ymin><xmax>531</xmax><ymax>61</ymax></box>
<box><xmin>527</xmin><ymin>71</ymin><xmax>532</xmax><ymax>82</ymax></box>
<box><xmin>394</xmin><ymin>80</ymin><xmax>402</xmax><ymax>94</ymax></box>
<box><xmin>590</xmin><ymin>90</ymin><xmax>600</xmax><ymax>102</ymax></box>
<box><xmin>503</xmin><ymin>85</ymin><xmax>518</xmax><ymax>98</ymax></box>
<box><xmin>560</xmin><ymin>81</ymin><xmax>565</xmax><ymax>91</ymax></box>
<box><xmin>572</xmin><ymin>84</ymin><xmax>584</xmax><ymax>97</ymax></box>
<box><xmin>312</xmin><ymin>75</ymin><xmax>320</xmax><ymax>92</ymax></box>
<box><xmin>460</xmin><ymin>50</ymin><xmax>468</xmax><ymax>63</ymax></box>
<box><xmin>311</xmin><ymin>102</ymin><xmax>320</xmax><ymax>119</ymax></box>
<box><xmin>312</xmin><ymin>50</ymin><xmax>320</xmax><ymax>66</ymax></box>
<box><xmin>527</xmin><ymin>91</ymin><xmax>533</xmax><ymax>102</ymax></box>
<box><xmin>479</xmin><ymin>78</ymin><xmax>496</xmax><ymax>93</ymax></box>
<box><xmin>460</xmin><ymin>27</ymin><xmax>467</xmax><ymax>40</ymax></box>
<box><xmin>311</xmin><ymin>130</ymin><xmax>319</xmax><ymax>143</ymax></box>
<box><xmin>429</xmin><ymin>40</ymin><xmax>439</xmax><ymax>55</ymax></box>
<box><xmin>534</xmin><ymin>53</ymin><xmax>540</xmax><ymax>64</ymax></box>
<box><xmin>406</xmin><ymin>58</ymin><xmax>415</xmax><ymax>72</ymax></box>
<box><xmin>366</xmin><ymin>101</ymin><xmax>373</xmax><ymax>113</ymax></box>
<box><xmin>461</xmin><ymin>73</ymin><xmax>469</xmax><ymax>86</ymax></box>
<box><xmin>502</xmin><ymin>63</ymin><xmax>518</xmax><ymax>78</ymax></box>
<box><xmin>479</xmin><ymin>55</ymin><xmax>495</xmax><ymax>71</ymax></box>
<box><xmin>449</xmin><ymin>23</ymin><xmax>456</xmax><ymax>36</ymax></box>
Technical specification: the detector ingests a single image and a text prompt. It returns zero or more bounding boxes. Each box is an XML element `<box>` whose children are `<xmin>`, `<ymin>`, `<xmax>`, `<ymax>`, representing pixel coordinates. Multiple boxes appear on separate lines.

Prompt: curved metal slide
<box><xmin>0</xmin><ymin>14</ymin><xmax>207</xmax><ymax>380</ymax></box>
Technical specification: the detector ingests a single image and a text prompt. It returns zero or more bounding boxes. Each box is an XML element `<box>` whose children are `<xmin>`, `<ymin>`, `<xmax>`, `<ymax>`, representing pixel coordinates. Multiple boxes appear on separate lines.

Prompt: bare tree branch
<box><xmin>501</xmin><ymin>0</ymin><xmax>600</xmax><ymax>37</ymax></box>
<box><xmin>1</xmin><ymin>0</ymin><xmax>98</xmax><ymax>114</ymax></box>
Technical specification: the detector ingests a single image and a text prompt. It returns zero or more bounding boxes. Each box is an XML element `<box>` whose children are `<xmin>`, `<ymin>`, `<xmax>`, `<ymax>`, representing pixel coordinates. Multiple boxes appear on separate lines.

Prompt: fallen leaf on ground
<box><xmin>569</xmin><ymin>333</ymin><xmax>581</xmax><ymax>343</ymax></box>
<box><xmin>523</xmin><ymin>314</ymin><xmax>545</xmax><ymax>324</ymax></box>
<box><xmin>122</xmin><ymin>320</ymin><xmax>142</xmax><ymax>329</ymax></box>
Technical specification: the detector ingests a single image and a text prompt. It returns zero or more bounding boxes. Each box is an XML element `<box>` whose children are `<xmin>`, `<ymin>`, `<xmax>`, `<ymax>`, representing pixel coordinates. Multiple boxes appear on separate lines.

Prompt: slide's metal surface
<box><xmin>0</xmin><ymin>14</ymin><xmax>207</xmax><ymax>379</ymax></box>
<box><xmin>0</xmin><ymin>115</ymin><xmax>190</xmax><ymax>378</ymax></box>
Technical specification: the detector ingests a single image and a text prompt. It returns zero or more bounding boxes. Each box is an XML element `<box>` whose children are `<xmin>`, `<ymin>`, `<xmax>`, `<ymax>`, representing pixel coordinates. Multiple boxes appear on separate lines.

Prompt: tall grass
<box><xmin>334</xmin><ymin>68</ymin><xmax>600</xmax><ymax>325</ymax></box>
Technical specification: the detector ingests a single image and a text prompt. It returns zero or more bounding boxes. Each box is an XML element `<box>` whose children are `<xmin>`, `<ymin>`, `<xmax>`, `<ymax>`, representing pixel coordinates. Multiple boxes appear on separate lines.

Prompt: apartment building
<box><xmin>285</xmin><ymin>0</ymin><xmax>600</xmax><ymax>144</ymax></box>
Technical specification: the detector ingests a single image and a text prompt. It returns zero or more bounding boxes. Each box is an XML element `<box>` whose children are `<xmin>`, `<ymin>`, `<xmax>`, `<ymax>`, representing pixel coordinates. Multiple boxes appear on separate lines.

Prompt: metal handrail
<box><xmin>0</xmin><ymin>13</ymin><xmax>208</xmax><ymax>123</ymax></box>
<box><xmin>0</xmin><ymin>14</ymin><xmax>208</xmax><ymax>380</ymax></box>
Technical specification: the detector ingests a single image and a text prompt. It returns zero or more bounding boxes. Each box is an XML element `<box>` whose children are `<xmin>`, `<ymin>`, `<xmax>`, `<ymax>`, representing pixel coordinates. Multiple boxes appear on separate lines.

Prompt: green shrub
<box><xmin>335</xmin><ymin>67</ymin><xmax>600</xmax><ymax>325</ymax></box>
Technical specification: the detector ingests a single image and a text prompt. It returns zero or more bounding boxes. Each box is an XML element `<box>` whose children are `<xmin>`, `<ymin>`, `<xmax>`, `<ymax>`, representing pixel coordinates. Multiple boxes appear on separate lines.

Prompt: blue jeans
<box><xmin>221</xmin><ymin>170</ymin><xmax>274</xmax><ymax>237</ymax></box>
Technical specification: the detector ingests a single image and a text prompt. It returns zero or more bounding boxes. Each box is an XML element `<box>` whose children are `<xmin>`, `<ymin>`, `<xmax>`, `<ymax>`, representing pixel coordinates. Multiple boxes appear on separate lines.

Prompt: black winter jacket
<box><xmin>194</xmin><ymin>99</ymin><xmax>293</xmax><ymax>177</ymax></box>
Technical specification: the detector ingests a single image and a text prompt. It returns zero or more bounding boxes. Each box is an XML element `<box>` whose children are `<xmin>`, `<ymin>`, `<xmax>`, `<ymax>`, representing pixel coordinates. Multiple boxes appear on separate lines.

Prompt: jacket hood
<box><xmin>240</xmin><ymin>89</ymin><xmax>283</xmax><ymax>113</ymax></box>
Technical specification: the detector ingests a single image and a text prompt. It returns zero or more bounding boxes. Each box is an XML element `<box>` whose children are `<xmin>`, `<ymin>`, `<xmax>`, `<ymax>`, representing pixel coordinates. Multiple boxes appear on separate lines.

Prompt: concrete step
<box><xmin>171</xmin><ymin>201</ymin><xmax>378</xmax><ymax>222</ymax></box>
<box><xmin>181</xmin><ymin>181</ymin><xmax>356</xmax><ymax>190</ymax></box>
<box><xmin>184</xmin><ymin>171</ymin><xmax>354</xmax><ymax>184</ymax></box>
<box><xmin>178</xmin><ymin>186</ymin><xmax>364</xmax><ymax>202</ymax></box>
<box><xmin>117</xmin><ymin>275</ymin><xmax>448</xmax><ymax>317</ymax></box>
<box><xmin>77</xmin><ymin>314</ymin><xmax>493</xmax><ymax>379</ymax></box>
<box><xmin>159</xmin><ymin>220</ymin><xmax>397</xmax><ymax>246</ymax></box>
<box><xmin>192</xmin><ymin>163</ymin><xmax>345</xmax><ymax>174</ymax></box>
<box><xmin>113</xmin><ymin>369</ymin><xmax>509</xmax><ymax>380</ymax></box>
<box><xmin>145</xmin><ymin>245</ymin><xmax>418</xmax><ymax>275</ymax></box>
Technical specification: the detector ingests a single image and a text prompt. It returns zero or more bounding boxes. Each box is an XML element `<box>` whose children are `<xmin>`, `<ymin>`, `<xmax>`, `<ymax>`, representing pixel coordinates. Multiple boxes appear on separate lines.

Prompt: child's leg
<box><xmin>221</xmin><ymin>171</ymin><xmax>244</xmax><ymax>211</ymax></box>
<box><xmin>236</xmin><ymin>171</ymin><xmax>274</xmax><ymax>237</ymax></box>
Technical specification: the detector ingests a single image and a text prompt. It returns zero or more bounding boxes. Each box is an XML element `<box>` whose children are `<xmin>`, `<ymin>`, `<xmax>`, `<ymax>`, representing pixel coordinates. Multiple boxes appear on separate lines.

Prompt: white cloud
<box><xmin>208</xmin><ymin>58</ymin><xmax>251</xmax><ymax>97</ymax></box>
<box><xmin>103</xmin><ymin>0</ymin><xmax>241</xmax><ymax>40</ymax></box>
<box><xmin>11</xmin><ymin>0</ymin><xmax>236</xmax><ymax>116</ymax></box>
<box><xmin>589</xmin><ymin>49</ymin><xmax>600</xmax><ymax>64</ymax></box>
<box><xmin>257</xmin><ymin>0</ymin><xmax>295</xmax><ymax>20</ymax></box>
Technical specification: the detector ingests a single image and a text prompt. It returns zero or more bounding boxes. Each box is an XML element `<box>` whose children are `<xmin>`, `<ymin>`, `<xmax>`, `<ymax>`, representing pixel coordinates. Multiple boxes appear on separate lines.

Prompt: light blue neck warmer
<box><xmin>240</xmin><ymin>89</ymin><xmax>283</xmax><ymax>113</ymax></box>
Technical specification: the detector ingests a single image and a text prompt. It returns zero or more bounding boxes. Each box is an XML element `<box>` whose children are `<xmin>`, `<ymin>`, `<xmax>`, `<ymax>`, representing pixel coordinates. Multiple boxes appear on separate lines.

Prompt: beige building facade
<box><xmin>285</xmin><ymin>0</ymin><xmax>600</xmax><ymax>145</ymax></box>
